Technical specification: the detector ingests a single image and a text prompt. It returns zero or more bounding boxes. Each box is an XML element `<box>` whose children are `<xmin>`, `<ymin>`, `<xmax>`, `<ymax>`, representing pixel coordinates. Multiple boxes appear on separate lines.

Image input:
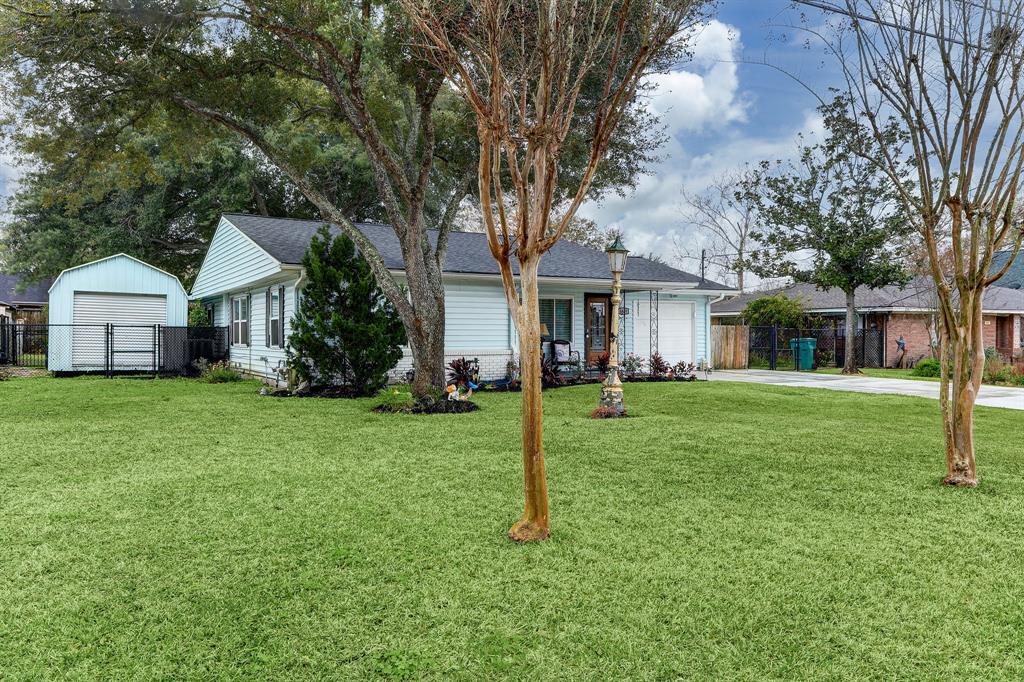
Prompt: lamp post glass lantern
<box><xmin>599</xmin><ymin>236</ymin><xmax>628</xmax><ymax>415</ymax></box>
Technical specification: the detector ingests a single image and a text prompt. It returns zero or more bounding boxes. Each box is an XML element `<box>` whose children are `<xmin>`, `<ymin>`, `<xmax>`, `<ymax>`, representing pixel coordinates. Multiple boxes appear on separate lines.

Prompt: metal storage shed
<box><xmin>47</xmin><ymin>254</ymin><xmax>188</xmax><ymax>372</ymax></box>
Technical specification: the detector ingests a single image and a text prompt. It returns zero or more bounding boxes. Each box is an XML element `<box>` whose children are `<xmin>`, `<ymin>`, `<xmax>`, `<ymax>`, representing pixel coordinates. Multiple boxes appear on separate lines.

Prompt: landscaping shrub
<box><xmin>288</xmin><ymin>226</ymin><xmax>406</xmax><ymax>396</ymax></box>
<box><xmin>541</xmin><ymin>355</ymin><xmax>562</xmax><ymax>388</ymax></box>
<box><xmin>595</xmin><ymin>352</ymin><xmax>610</xmax><ymax>374</ymax></box>
<box><xmin>742</xmin><ymin>294</ymin><xmax>805</xmax><ymax>328</ymax></box>
<box><xmin>649</xmin><ymin>352</ymin><xmax>670</xmax><ymax>378</ymax></box>
<box><xmin>911</xmin><ymin>357</ymin><xmax>941</xmax><ymax>377</ymax></box>
<box><xmin>187</xmin><ymin>302</ymin><xmax>210</xmax><ymax>327</ymax></box>
<box><xmin>447</xmin><ymin>357</ymin><xmax>479</xmax><ymax>387</ymax></box>
<box><xmin>0</xmin><ymin>367</ymin><xmax>11</xmax><ymax>382</ymax></box>
<box><xmin>374</xmin><ymin>386</ymin><xmax>414</xmax><ymax>411</ymax></box>
<box><xmin>621</xmin><ymin>353</ymin><xmax>645</xmax><ymax>377</ymax></box>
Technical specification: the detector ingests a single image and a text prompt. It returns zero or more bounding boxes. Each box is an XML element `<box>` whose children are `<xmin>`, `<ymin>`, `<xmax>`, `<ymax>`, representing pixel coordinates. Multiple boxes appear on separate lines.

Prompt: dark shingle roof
<box><xmin>712</xmin><ymin>277</ymin><xmax>1024</xmax><ymax>315</ymax></box>
<box><xmin>0</xmin><ymin>273</ymin><xmax>51</xmax><ymax>306</ymax></box>
<box><xmin>224</xmin><ymin>214</ymin><xmax>730</xmax><ymax>288</ymax></box>
<box><xmin>991</xmin><ymin>249</ymin><xmax>1024</xmax><ymax>289</ymax></box>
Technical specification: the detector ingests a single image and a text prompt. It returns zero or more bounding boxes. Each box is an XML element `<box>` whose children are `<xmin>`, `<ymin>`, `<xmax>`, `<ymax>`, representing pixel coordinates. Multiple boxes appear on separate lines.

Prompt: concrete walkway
<box><xmin>709</xmin><ymin>369</ymin><xmax>1024</xmax><ymax>411</ymax></box>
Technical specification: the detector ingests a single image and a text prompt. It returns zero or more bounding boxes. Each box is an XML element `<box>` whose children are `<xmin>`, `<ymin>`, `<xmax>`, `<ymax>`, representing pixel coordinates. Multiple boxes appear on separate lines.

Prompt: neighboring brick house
<box><xmin>0</xmin><ymin>273</ymin><xmax>51</xmax><ymax>324</ymax></box>
<box><xmin>711</xmin><ymin>277</ymin><xmax>1024</xmax><ymax>366</ymax></box>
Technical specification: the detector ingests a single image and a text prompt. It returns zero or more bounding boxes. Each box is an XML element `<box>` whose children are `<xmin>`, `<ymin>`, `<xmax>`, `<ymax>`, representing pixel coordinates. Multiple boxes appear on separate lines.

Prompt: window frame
<box><xmin>539</xmin><ymin>297</ymin><xmax>573</xmax><ymax>343</ymax></box>
<box><xmin>232</xmin><ymin>295</ymin><xmax>249</xmax><ymax>347</ymax></box>
<box><xmin>269</xmin><ymin>289</ymin><xmax>281</xmax><ymax>348</ymax></box>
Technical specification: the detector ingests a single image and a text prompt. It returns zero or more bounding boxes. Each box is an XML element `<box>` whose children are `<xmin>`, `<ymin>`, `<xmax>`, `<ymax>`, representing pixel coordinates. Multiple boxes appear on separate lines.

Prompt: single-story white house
<box><xmin>47</xmin><ymin>254</ymin><xmax>188</xmax><ymax>372</ymax></box>
<box><xmin>189</xmin><ymin>214</ymin><xmax>737</xmax><ymax>381</ymax></box>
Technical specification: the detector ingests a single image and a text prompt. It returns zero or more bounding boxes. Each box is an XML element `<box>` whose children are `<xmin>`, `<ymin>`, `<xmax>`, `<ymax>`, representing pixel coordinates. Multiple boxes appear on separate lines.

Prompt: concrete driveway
<box><xmin>709</xmin><ymin>369</ymin><xmax>1024</xmax><ymax>411</ymax></box>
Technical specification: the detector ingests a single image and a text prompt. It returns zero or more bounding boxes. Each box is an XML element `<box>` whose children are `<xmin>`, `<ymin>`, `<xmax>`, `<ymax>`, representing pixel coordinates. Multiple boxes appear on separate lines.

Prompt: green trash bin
<box><xmin>788</xmin><ymin>337</ymin><xmax>817</xmax><ymax>370</ymax></box>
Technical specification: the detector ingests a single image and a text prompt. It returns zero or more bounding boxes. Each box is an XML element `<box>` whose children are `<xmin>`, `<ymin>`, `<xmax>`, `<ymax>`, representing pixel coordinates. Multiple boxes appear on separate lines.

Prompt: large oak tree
<box><xmin>0</xmin><ymin>0</ymin><xmax>659</xmax><ymax>398</ymax></box>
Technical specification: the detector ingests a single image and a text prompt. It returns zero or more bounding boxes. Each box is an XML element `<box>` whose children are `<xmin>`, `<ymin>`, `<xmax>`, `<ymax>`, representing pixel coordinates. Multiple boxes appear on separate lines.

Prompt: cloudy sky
<box><xmin>578</xmin><ymin>0</ymin><xmax>841</xmax><ymax>278</ymax></box>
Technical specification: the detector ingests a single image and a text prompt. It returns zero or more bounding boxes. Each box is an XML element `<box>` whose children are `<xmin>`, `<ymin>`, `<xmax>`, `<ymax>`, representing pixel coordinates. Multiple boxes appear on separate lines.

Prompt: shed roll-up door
<box><xmin>72</xmin><ymin>293</ymin><xmax>167</xmax><ymax>369</ymax></box>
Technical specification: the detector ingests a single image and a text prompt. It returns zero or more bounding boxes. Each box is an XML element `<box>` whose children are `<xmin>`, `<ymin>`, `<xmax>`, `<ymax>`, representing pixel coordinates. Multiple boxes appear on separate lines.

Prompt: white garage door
<box><xmin>72</xmin><ymin>293</ymin><xmax>167</xmax><ymax>369</ymax></box>
<box><xmin>632</xmin><ymin>299</ymin><xmax>695</xmax><ymax>365</ymax></box>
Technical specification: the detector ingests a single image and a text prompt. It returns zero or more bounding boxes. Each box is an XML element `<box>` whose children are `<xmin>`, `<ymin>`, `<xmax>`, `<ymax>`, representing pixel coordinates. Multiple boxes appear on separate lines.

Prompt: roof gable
<box><xmin>220</xmin><ymin>213</ymin><xmax>730</xmax><ymax>288</ymax></box>
<box><xmin>49</xmin><ymin>254</ymin><xmax>185</xmax><ymax>295</ymax></box>
<box><xmin>191</xmin><ymin>218</ymin><xmax>286</xmax><ymax>298</ymax></box>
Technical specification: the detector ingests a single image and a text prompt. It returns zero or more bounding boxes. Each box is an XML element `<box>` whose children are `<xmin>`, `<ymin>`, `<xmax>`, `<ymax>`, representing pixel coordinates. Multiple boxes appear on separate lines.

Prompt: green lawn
<box><xmin>3</xmin><ymin>378</ymin><xmax>1024</xmax><ymax>679</ymax></box>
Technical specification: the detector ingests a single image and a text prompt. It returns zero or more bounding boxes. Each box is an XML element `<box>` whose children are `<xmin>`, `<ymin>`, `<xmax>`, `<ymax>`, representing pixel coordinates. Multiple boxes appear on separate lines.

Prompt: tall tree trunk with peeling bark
<box><xmin>404</xmin><ymin>0</ymin><xmax>708</xmax><ymax>540</ymax></box>
<box><xmin>826</xmin><ymin>0</ymin><xmax>1024</xmax><ymax>486</ymax></box>
<box><xmin>842</xmin><ymin>290</ymin><xmax>859</xmax><ymax>375</ymax></box>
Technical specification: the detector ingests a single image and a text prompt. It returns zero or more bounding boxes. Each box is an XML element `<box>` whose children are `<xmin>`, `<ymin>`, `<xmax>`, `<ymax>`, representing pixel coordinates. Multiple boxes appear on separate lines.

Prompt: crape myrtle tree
<box><xmin>820</xmin><ymin>0</ymin><xmax>1024</xmax><ymax>485</ymax></box>
<box><xmin>402</xmin><ymin>0</ymin><xmax>710</xmax><ymax>542</ymax></box>
<box><xmin>289</xmin><ymin>226</ymin><xmax>406</xmax><ymax>395</ymax></box>
<box><xmin>0</xmin><ymin>0</ymin><xmax>660</xmax><ymax>400</ymax></box>
<box><xmin>742</xmin><ymin>96</ymin><xmax>911</xmax><ymax>374</ymax></box>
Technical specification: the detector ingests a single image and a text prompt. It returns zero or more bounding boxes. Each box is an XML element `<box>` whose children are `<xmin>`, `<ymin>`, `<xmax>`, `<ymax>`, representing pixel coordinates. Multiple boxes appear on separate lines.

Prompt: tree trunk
<box><xmin>407</xmin><ymin>313</ymin><xmax>447</xmax><ymax>398</ymax></box>
<box><xmin>842</xmin><ymin>289</ymin><xmax>860</xmax><ymax>374</ymax></box>
<box><xmin>508</xmin><ymin>257</ymin><xmax>550</xmax><ymax>542</ymax></box>
<box><xmin>940</xmin><ymin>288</ymin><xmax>983</xmax><ymax>487</ymax></box>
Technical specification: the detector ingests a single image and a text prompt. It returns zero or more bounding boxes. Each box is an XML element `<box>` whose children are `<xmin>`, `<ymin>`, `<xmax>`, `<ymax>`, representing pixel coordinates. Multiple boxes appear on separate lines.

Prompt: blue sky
<box><xmin>578</xmin><ymin>0</ymin><xmax>843</xmax><ymax>270</ymax></box>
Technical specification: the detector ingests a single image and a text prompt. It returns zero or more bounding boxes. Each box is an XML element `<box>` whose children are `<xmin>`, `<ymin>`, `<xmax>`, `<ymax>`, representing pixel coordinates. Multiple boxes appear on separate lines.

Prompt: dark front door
<box><xmin>585</xmin><ymin>294</ymin><xmax>611</xmax><ymax>365</ymax></box>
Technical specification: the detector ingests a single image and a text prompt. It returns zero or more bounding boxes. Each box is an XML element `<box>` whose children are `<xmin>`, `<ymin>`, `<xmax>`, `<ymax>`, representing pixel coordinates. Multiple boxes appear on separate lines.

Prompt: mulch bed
<box><xmin>263</xmin><ymin>385</ymin><xmax>366</xmax><ymax>399</ymax></box>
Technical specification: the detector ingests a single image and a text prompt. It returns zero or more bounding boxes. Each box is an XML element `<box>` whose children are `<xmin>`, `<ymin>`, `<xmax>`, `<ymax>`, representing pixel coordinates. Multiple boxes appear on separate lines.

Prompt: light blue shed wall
<box><xmin>190</xmin><ymin>218</ymin><xmax>283</xmax><ymax>299</ymax></box>
<box><xmin>48</xmin><ymin>256</ymin><xmax>188</xmax><ymax>326</ymax></box>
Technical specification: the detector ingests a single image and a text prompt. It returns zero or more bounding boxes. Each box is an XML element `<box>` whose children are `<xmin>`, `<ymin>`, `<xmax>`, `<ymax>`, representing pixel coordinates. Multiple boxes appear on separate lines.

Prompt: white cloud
<box><xmin>577</xmin><ymin>19</ymin><xmax>827</xmax><ymax>285</ymax></box>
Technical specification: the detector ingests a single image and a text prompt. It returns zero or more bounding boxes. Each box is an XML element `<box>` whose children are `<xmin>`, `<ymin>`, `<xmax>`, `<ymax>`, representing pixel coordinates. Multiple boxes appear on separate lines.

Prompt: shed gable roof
<box><xmin>222</xmin><ymin>213</ymin><xmax>730</xmax><ymax>288</ymax></box>
<box><xmin>49</xmin><ymin>253</ymin><xmax>186</xmax><ymax>295</ymax></box>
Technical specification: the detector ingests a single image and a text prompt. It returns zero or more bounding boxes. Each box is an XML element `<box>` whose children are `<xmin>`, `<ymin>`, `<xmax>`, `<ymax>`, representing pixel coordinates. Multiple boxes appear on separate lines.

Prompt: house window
<box><xmin>539</xmin><ymin>298</ymin><xmax>572</xmax><ymax>341</ymax></box>
<box><xmin>232</xmin><ymin>296</ymin><xmax>248</xmax><ymax>346</ymax></box>
<box><xmin>269</xmin><ymin>289</ymin><xmax>281</xmax><ymax>347</ymax></box>
<box><xmin>204</xmin><ymin>304</ymin><xmax>215</xmax><ymax>326</ymax></box>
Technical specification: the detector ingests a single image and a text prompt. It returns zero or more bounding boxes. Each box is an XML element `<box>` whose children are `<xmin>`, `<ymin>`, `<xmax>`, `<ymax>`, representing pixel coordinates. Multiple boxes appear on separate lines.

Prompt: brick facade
<box><xmin>885</xmin><ymin>313</ymin><xmax>935</xmax><ymax>366</ymax></box>
<box><xmin>389</xmin><ymin>350</ymin><xmax>515</xmax><ymax>384</ymax></box>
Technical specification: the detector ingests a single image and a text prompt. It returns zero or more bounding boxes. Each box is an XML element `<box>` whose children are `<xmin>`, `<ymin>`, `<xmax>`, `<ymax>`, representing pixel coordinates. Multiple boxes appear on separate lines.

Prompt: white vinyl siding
<box><xmin>219</xmin><ymin>278</ymin><xmax>297</xmax><ymax>379</ymax></box>
<box><xmin>71</xmin><ymin>292</ymin><xmax>167</xmax><ymax>369</ymax></box>
<box><xmin>191</xmin><ymin>219</ymin><xmax>283</xmax><ymax>299</ymax></box>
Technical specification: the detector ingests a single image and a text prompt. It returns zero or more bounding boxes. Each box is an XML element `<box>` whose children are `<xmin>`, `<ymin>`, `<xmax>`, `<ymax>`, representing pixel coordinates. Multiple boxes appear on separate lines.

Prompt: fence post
<box><xmin>769</xmin><ymin>325</ymin><xmax>777</xmax><ymax>371</ymax></box>
<box><xmin>105</xmin><ymin>324</ymin><xmax>111</xmax><ymax>378</ymax></box>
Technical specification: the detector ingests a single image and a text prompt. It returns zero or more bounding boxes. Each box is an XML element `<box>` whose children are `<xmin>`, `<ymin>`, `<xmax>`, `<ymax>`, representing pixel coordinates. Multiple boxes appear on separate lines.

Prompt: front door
<box><xmin>585</xmin><ymin>294</ymin><xmax>610</xmax><ymax>365</ymax></box>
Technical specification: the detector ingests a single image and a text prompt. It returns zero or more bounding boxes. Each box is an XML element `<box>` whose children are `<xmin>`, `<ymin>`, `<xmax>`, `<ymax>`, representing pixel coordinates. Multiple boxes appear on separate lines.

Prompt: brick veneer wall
<box><xmin>885</xmin><ymin>313</ymin><xmax>934</xmax><ymax>366</ymax></box>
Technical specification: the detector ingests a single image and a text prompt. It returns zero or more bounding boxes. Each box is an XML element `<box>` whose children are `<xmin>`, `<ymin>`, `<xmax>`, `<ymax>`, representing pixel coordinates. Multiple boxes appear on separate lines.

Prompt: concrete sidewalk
<box><xmin>709</xmin><ymin>369</ymin><xmax>1024</xmax><ymax>411</ymax></box>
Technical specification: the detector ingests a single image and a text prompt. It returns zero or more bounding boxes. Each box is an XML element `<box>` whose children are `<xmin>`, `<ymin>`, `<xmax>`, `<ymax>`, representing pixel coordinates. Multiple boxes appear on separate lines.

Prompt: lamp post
<box><xmin>599</xmin><ymin>235</ymin><xmax>629</xmax><ymax>416</ymax></box>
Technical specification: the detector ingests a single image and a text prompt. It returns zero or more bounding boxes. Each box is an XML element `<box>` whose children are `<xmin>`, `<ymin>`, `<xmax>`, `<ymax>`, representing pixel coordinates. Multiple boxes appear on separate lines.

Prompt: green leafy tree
<box><xmin>288</xmin><ymin>227</ymin><xmax>406</xmax><ymax>395</ymax></box>
<box><xmin>742</xmin><ymin>97</ymin><xmax>911</xmax><ymax>374</ymax></box>
<box><xmin>0</xmin><ymin>0</ymin><xmax>663</xmax><ymax>399</ymax></box>
<box><xmin>742</xmin><ymin>294</ymin><xmax>806</xmax><ymax>328</ymax></box>
<box><xmin>1</xmin><ymin>131</ymin><xmax>379</xmax><ymax>286</ymax></box>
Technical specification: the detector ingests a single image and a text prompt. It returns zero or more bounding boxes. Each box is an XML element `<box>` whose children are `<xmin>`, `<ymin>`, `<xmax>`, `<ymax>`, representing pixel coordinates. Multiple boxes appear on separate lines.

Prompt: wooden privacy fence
<box><xmin>712</xmin><ymin>325</ymin><xmax>749</xmax><ymax>369</ymax></box>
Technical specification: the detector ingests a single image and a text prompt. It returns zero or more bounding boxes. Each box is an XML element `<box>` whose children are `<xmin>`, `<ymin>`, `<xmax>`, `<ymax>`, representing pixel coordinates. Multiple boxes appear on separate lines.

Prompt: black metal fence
<box><xmin>749</xmin><ymin>326</ymin><xmax>884</xmax><ymax>370</ymax></box>
<box><xmin>0</xmin><ymin>322</ymin><xmax>228</xmax><ymax>376</ymax></box>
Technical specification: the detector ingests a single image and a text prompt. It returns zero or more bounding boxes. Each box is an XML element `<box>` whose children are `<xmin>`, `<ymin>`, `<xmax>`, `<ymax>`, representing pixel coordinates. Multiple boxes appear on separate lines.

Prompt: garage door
<box><xmin>632</xmin><ymin>299</ymin><xmax>694</xmax><ymax>365</ymax></box>
<box><xmin>72</xmin><ymin>293</ymin><xmax>167</xmax><ymax>369</ymax></box>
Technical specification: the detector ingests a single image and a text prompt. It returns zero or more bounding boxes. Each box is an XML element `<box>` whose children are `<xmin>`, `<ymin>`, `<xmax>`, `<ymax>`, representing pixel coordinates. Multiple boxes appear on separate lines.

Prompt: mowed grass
<box><xmin>2</xmin><ymin>377</ymin><xmax>1024</xmax><ymax>680</ymax></box>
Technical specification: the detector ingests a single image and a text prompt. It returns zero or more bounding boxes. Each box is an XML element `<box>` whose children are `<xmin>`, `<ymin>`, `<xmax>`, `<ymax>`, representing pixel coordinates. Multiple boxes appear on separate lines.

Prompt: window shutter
<box><xmin>278</xmin><ymin>286</ymin><xmax>286</xmax><ymax>347</ymax></box>
<box><xmin>228</xmin><ymin>296</ymin><xmax>234</xmax><ymax>344</ymax></box>
<box><xmin>265</xmin><ymin>289</ymin><xmax>271</xmax><ymax>347</ymax></box>
<box><xmin>246</xmin><ymin>293</ymin><xmax>252</xmax><ymax>346</ymax></box>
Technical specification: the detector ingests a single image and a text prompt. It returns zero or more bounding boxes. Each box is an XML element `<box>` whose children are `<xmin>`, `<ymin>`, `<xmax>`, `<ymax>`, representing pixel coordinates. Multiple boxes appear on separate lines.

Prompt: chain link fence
<box><xmin>0</xmin><ymin>322</ymin><xmax>228</xmax><ymax>376</ymax></box>
<box><xmin>749</xmin><ymin>326</ymin><xmax>884</xmax><ymax>370</ymax></box>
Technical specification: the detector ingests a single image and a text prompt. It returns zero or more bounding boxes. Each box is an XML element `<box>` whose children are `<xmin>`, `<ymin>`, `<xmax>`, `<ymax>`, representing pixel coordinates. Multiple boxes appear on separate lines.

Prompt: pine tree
<box><xmin>288</xmin><ymin>227</ymin><xmax>406</xmax><ymax>395</ymax></box>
